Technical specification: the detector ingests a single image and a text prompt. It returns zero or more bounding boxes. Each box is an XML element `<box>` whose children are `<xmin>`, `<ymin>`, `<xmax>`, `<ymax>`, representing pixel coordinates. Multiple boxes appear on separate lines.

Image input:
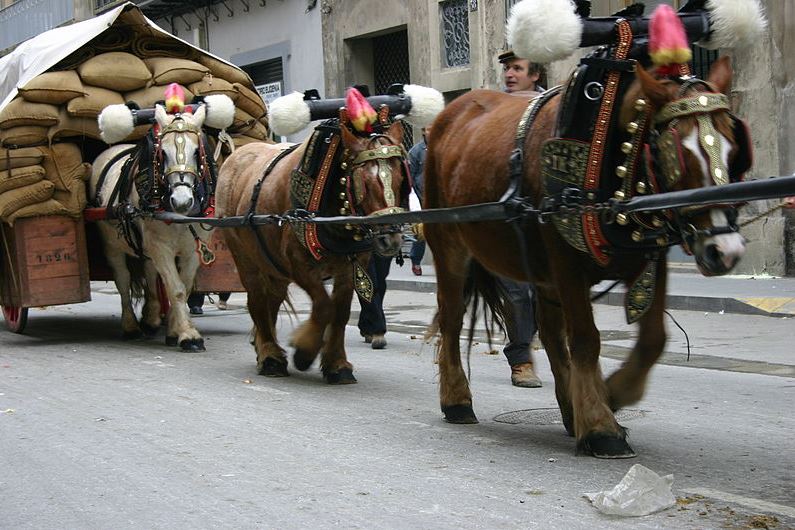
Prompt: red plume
<box><xmin>649</xmin><ymin>4</ymin><xmax>692</xmax><ymax>76</ymax></box>
<box><xmin>345</xmin><ymin>87</ymin><xmax>377</xmax><ymax>133</ymax></box>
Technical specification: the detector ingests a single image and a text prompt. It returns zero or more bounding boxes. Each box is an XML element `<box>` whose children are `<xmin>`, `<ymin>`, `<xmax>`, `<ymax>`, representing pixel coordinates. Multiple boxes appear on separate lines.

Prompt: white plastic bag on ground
<box><xmin>584</xmin><ymin>464</ymin><xmax>676</xmax><ymax>516</ymax></box>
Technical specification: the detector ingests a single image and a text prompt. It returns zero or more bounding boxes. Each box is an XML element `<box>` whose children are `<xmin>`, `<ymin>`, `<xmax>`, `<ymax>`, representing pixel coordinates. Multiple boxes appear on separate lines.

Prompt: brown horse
<box><xmin>215</xmin><ymin>118</ymin><xmax>406</xmax><ymax>384</ymax></box>
<box><xmin>423</xmin><ymin>56</ymin><xmax>750</xmax><ymax>457</ymax></box>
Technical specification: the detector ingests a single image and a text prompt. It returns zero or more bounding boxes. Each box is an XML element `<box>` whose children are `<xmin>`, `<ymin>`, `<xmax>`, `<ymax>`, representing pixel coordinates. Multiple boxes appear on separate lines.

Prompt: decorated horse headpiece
<box><xmin>98</xmin><ymin>84</ymin><xmax>235</xmax><ymax>215</ymax></box>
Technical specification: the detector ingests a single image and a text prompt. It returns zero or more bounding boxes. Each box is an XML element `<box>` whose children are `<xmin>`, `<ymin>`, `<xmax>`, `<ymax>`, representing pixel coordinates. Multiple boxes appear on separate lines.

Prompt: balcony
<box><xmin>95</xmin><ymin>0</ymin><xmax>237</xmax><ymax>20</ymax></box>
<box><xmin>0</xmin><ymin>0</ymin><xmax>74</xmax><ymax>51</ymax></box>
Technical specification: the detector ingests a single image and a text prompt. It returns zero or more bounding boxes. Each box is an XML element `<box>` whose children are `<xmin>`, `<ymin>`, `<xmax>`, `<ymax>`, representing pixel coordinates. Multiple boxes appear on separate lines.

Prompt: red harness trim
<box><xmin>305</xmin><ymin>133</ymin><xmax>341</xmax><ymax>260</ymax></box>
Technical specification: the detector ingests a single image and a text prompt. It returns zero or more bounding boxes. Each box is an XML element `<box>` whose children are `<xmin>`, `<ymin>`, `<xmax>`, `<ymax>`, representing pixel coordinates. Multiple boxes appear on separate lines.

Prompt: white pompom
<box><xmin>403</xmin><ymin>84</ymin><xmax>445</xmax><ymax>127</ymax></box>
<box><xmin>98</xmin><ymin>104</ymin><xmax>134</xmax><ymax>144</ymax></box>
<box><xmin>203</xmin><ymin>94</ymin><xmax>235</xmax><ymax>130</ymax></box>
<box><xmin>269</xmin><ymin>91</ymin><xmax>311</xmax><ymax>136</ymax></box>
<box><xmin>507</xmin><ymin>0</ymin><xmax>583</xmax><ymax>63</ymax></box>
<box><xmin>699</xmin><ymin>0</ymin><xmax>767</xmax><ymax>50</ymax></box>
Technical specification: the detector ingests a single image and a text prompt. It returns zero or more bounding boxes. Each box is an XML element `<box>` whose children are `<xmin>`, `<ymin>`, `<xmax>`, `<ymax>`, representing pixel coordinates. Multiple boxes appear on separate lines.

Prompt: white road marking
<box><xmin>683</xmin><ymin>487</ymin><xmax>795</xmax><ymax>518</ymax></box>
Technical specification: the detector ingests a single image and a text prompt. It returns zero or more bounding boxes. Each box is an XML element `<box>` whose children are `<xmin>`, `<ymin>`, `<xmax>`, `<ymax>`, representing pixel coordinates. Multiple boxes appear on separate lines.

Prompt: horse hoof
<box><xmin>577</xmin><ymin>431</ymin><xmax>636</xmax><ymax>459</ymax></box>
<box><xmin>292</xmin><ymin>349</ymin><xmax>316</xmax><ymax>371</ymax></box>
<box><xmin>122</xmin><ymin>329</ymin><xmax>142</xmax><ymax>340</ymax></box>
<box><xmin>323</xmin><ymin>367</ymin><xmax>357</xmax><ymax>385</ymax></box>
<box><xmin>140</xmin><ymin>323</ymin><xmax>159</xmax><ymax>337</ymax></box>
<box><xmin>165</xmin><ymin>335</ymin><xmax>178</xmax><ymax>347</ymax></box>
<box><xmin>179</xmin><ymin>338</ymin><xmax>205</xmax><ymax>352</ymax></box>
<box><xmin>442</xmin><ymin>404</ymin><xmax>479</xmax><ymax>424</ymax></box>
<box><xmin>259</xmin><ymin>357</ymin><xmax>289</xmax><ymax>377</ymax></box>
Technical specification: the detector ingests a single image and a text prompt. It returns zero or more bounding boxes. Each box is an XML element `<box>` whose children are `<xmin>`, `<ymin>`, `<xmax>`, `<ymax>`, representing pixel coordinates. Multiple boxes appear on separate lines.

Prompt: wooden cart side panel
<box><xmin>0</xmin><ymin>216</ymin><xmax>90</xmax><ymax>307</ymax></box>
<box><xmin>193</xmin><ymin>230</ymin><xmax>245</xmax><ymax>293</ymax></box>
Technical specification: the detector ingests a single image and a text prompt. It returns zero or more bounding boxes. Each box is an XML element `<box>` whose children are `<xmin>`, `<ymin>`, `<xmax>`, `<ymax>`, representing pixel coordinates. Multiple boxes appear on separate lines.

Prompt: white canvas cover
<box><xmin>0</xmin><ymin>1</ymin><xmax>250</xmax><ymax>112</ymax></box>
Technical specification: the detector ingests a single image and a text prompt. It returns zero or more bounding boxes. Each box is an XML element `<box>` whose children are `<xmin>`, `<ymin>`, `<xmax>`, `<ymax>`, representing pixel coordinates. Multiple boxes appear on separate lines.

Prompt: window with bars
<box><xmin>372</xmin><ymin>30</ymin><xmax>414</xmax><ymax>151</ymax></box>
<box><xmin>440</xmin><ymin>0</ymin><xmax>470</xmax><ymax>68</ymax></box>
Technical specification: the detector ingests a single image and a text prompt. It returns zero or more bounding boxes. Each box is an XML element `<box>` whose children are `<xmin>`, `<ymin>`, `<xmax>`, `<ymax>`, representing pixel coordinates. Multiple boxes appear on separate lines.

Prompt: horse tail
<box><xmin>426</xmin><ymin>259</ymin><xmax>509</xmax><ymax>353</ymax></box>
<box><xmin>126</xmin><ymin>255</ymin><xmax>147</xmax><ymax>304</ymax></box>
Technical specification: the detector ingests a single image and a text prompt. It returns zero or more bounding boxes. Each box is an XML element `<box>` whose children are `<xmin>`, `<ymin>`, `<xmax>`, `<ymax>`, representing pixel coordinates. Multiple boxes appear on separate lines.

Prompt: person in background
<box><xmin>188</xmin><ymin>292</ymin><xmax>231</xmax><ymax>315</ymax></box>
<box><xmin>357</xmin><ymin>254</ymin><xmax>392</xmax><ymax>349</ymax></box>
<box><xmin>407</xmin><ymin>127</ymin><xmax>430</xmax><ymax>275</ymax></box>
<box><xmin>497</xmin><ymin>49</ymin><xmax>544</xmax><ymax>388</ymax></box>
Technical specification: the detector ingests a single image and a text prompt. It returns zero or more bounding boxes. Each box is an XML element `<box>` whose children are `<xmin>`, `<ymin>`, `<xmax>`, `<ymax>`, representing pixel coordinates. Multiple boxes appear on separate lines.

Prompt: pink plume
<box><xmin>649</xmin><ymin>4</ymin><xmax>692</xmax><ymax>76</ymax></box>
<box><xmin>164</xmin><ymin>83</ymin><xmax>186</xmax><ymax>113</ymax></box>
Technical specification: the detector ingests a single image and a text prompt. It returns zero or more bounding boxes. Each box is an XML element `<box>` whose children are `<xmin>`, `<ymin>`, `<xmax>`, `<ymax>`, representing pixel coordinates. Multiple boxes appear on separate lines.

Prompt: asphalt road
<box><xmin>1</xmin><ymin>285</ymin><xmax>793</xmax><ymax>529</ymax></box>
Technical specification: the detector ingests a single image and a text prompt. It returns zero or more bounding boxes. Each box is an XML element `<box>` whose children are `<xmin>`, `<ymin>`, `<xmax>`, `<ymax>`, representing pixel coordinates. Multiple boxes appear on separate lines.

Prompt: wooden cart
<box><xmin>0</xmin><ymin>213</ymin><xmax>244</xmax><ymax>333</ymax></box>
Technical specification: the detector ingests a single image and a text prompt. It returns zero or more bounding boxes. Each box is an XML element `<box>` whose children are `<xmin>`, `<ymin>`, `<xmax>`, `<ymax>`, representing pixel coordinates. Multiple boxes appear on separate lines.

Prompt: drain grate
<box><xmin>493</xmin><ymin>408</ymin><xmax>646</xmax><ymax>425</ymax></box>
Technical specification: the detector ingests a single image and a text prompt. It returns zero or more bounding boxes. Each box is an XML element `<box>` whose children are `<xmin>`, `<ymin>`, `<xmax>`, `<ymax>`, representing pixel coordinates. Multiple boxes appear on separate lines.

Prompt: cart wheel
<box><xmin>2</xmin><ymin>305</ymin><xmax>28</xmax><ymax>333</ymax></box>
<box><xmin>157</xmin><ymin>277</ymin><xmax>170</xmax><ymax>318</ymax></box>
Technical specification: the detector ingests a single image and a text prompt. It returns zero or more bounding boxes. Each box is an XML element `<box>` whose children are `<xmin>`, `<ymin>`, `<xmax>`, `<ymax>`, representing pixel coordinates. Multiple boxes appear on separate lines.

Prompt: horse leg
<box><xmin>559</xmin><ymin>275</ymin><xmax>635</xmax><ymax>458</ymax></box>
<box><xmin>148</xmin><ymin>244</ymin><xmax>204</xmax><ymax>352</ymax></box>
<box><xmin>251</xmin><ymin>280</ymin><xmax>290</xmax><ymax>377</ymax></box>
<box><xmin>606</xmin><ymin>261</ymin><xmax>668</xmax><ymax>410</ymax></box>
<box><xmin>535</xmin><ymin>288</ymin><xmax>574</xmax><ymax>436</ymax></box>
<box><xmin>319</xmin><ymin>269</ymin><xmax>356</xmax><ymax>385</ymax></box>
<box><xmin>429</xmin><ymin>238</ymin><xmax>476</xmax><ymax>424</ymax></box>
<box><xmin>139</xmin><ymin>259</ymin><xmax>162</xmax><ymax>336</ymax></box>
<box><xmin>290</xmin><ymin>275</ymin><xmax>333</xmax><ymax>372</ymax></box>
<box><xmin>104</xmin><ymin>247</ymin><xmax>141</xmax><ymax>339</ymax></box>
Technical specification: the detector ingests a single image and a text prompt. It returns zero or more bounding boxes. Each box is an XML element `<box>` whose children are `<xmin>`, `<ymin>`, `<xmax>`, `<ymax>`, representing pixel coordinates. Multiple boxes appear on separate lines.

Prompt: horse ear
<box><xmin>385</xmin><ymin>120</ymin><xmax>404</xmax><ymax>146</ymax></box>
<box><xmin>636</xmin><ymin>66</ymin><xmax>672</xmax><ymax>109</ymax></box>
<box><xmin>706</xmin><ymin>55</ymin><xmax>733</xmax><ymax>95</ymax></box>
<box><xmin>155</xmin><ymin>104</ymin><xmax>169</xmax><ymax>127</ymax></box>
<box><xmin>340</xmin><ymin>123</ymin><xmax>366</xmax><ymax>150</ymax></box>
<box><xmin>192</xmin><ymin>103</ymin><xmax>207</xmax><ymax>126</ymax></box>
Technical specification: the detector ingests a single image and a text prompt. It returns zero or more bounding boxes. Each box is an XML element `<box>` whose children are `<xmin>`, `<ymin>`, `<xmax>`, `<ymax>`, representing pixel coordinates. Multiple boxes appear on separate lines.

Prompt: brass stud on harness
<box><xmin>636</xmin><ymin>181</ymin><xmax>647</xmax><ymax>194</ymax></box>
<box><xmin>704</xmin><ymin>134</ymin><xmax>715</xmax><ymax>147</ymax></box>
<box><xmin>632</xmin><ymin>230</ymin><xmax>643</xmax><ymax>242</ymax></box>
<box><xmin>634</xmin><ymin>98</ymin><xmax>647</xmax><ymax>111</ymax></box>
<box><xmin>339</xmin><ymin>208</ymin><xmax>348</xmax><ymax>215</ymax></box>
<box><xmin>353</xmin><ymin>234</ymin><xmax>363</xmax><ymax>241</ymax></box>
<box><xmin>614</xmin><ymin>190</ymin><xmax>626</xmax><ymax>200</ymax></box>
<box><xmin>617</xmin><ymin>213</ymin><xmax>629</xmax><ymax>225</ymax></box>
<box><xmin>345</xmin><ymin>223</ymin><xmax>353</xmax><ymax>231</ymax></box>
<box><xmin>652</xmin><ymin>217</ymin><xmax>665</xmax><ymax>228</ymax></box>
<box><xmin>339</xmin><ymin>177</ymin><xmax>347</xmax><ymax>185</ymax></box>
<box><xmin>656</xmin><ymin>236</ymin><xmax>668</xmax><ymax>246</ymax></box>
<box><xmin>343</xmin><ymin>201</ymin><xmax>350</xmax><ymax>208</ymax></box>
<box><xmin>341</xmin><ymin>162</ymin><xmax>348</xmax><ymax>170</ymax></box>
<box><xmin>621</xmin><ymin>142</ymin><xmax>633</xmax><ymax>155</ymax></box>
<box><xmin>626</xmin><ymin>121</ymin><xmax>639</xmax><ymax>134</ymax></box>
<box><xmin>698</xmin><ymin>95</ymin><xmax>709</xmax><ymax>106</ymax></box>
<box><xmin>616</xmin><ymin>166</ymin><xmax>628</xmax><ymax>178</ymax></box>
<box><xmin>339</xmin><ymin>192</ymin><xmax>346</xmax><ymax>200</ymax></box>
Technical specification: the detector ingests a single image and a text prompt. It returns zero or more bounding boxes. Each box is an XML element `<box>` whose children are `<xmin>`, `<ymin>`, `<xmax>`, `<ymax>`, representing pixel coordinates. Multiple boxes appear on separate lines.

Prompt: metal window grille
<box><xmin>440</xmin><ymin>0</ymin><xmax>470</xmax><ymax>68</ymax></box>
<box><xmin>689</xmin><ymin>44</ymin><xmax>718</xmax><ymax>80</ymax></box>
<box><xmin>373</xmin><ymin>30</ymin><xmax>414</xmax><ymax>151</ymax></box>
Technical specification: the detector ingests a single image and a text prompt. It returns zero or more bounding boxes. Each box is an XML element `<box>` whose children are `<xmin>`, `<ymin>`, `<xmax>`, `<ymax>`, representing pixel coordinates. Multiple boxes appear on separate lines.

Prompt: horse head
<box><xmin>632</xmin><ymin>56</ymin><xmax>750</xmax><ymax>276</ymax></box>
<box><xmin>338</xmin><ymin>120</ymin><xmax>407</xmax><ymax>257</ymax></box>
<box><xmin>153</xmin><ymin>104</ymin><xmax>210</xmax><ymax>216</ymax></box>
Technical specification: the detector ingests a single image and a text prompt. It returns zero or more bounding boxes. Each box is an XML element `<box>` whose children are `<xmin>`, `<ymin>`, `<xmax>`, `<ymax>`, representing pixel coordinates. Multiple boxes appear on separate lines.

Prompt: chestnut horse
<box><xmin>216</xmin><ymin>120</ymin><xmax>406</xmax><ymax>383</ymax></box>
<box><xmin>423</xmin><ymin>56</ymin><xmax>749</xmax><ymax>457</ymax></box>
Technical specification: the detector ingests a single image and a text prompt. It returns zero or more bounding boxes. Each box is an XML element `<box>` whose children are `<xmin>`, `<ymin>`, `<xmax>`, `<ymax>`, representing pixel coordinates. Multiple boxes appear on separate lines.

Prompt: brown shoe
<box><xmin>511</xmin><ymin>362</ymin><xmax>542</xmax><ymax>388</ymax></box>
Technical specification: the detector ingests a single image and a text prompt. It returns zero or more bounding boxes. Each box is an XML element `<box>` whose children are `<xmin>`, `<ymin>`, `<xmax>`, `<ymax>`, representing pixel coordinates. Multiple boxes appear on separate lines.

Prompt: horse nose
<box><xmin>170</xmin><ymin>193</ymin><xmax>194</xmax><ymax>214</ymax></box>
<box><xmin>373</xmin><ymin>233</ymin><xmax>401</xmax><ymax>257</ymax></box>
<box><xmin>704</xmin><ymin>243</ymin><xmax>740</xmax><ymax>273</ymax></box>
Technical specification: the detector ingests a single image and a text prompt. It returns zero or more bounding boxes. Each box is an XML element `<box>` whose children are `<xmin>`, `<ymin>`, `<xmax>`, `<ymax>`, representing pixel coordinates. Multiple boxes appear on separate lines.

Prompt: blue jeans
<box><xmin>409</xmin><ymin>240</ymin><xmax>425</xmax><ymax>266</ymax></box>
<box><xmin>497</xmin><ymin>277</ymin><xmax>537</xmax><ymax>366</ymax></box>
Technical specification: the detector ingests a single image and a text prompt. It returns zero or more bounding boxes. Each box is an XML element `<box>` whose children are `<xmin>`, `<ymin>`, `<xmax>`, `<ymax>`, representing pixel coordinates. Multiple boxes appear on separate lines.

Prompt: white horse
<box><xmin>91</xmin><ymin>95</ymin><xmax>234</xmax><ymax>351</ymax></box>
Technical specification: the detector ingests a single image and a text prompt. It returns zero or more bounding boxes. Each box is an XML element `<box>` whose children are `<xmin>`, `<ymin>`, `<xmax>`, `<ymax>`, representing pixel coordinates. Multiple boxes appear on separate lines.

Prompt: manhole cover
<box><xmin>493</xmin><ymin>408</ymin><xmax>646</xmax><ymax>425</ymax></box>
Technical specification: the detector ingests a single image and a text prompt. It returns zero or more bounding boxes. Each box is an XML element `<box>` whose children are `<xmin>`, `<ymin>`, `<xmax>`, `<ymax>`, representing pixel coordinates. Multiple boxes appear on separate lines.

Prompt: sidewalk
<box><xmin>388</xmin><ymin>262</ymin><xmax>795</xmax><ymax>318</ymax></box>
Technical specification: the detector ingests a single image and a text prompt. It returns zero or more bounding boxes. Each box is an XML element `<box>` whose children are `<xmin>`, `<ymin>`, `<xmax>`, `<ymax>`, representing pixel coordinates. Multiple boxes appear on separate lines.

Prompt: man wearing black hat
<box><xmin>497</xmin><ymin>49</ymin><xmax>544</xmax><ymax>388</ymax></box>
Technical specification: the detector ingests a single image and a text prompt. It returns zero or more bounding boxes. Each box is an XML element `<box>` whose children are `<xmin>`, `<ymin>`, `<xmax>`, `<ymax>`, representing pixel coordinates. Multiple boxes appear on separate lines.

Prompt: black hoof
<box><xmin>323</xmin><ymin>367</ymin><xmax>357</xmax><ymax>385</ymax></box>
<box><xmin>259</xmin><ymin>357</ymin><xmax>289</xmax><ymax>377</ymax></box>
<box><xmin>179</xmin><ymin>338</ymin><xmax>206</xmax><ymax>352</ymax></box>
<box><xmin>442</xmin><ymin>404</ymin><xmax>479</xmax><ymax>424</ymax></box>
<box><xmin>165</xmin><ymin>335</ymin><xmax>178</xmax><ymax>347</ymax></box>
<box><xmin>122</xmin><ymin>329</ymin><xmax>142</xmax><ymax>340</ymax></box>
<box><xmin>292</xmin><ymin>348</ymin><xmax>316</xmax><ymax>371</ymax></box>
<box><xmin>577</xmin><ymin>430</ymin><xmax>635</xmax><ymax>459</ymax></box>
<box><xmin>140</xmin><ymin>323</ymin><xmax>159</xmax><ymax>337</ymax></box>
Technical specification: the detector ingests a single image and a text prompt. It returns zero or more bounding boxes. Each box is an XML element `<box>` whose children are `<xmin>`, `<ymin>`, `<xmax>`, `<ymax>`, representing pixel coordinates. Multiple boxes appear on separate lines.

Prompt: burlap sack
<box><xmin>189</xmin><ymin>77</ymin><xmax>238</xmax><ymax>101</ymax></box>
<box><xmin>196</xmin><ymin>55</ymin><xmax>252</xmax><ymax>86</ymax></box>
<box><xmin>0</xmin><ymin>165</ymin><xmax>45</xmax><ymax>194</ymax></box>
<box><xmin>144</xmin><ymin>58</ymin><xmax>209</xmax><ymax>85</ymax></box>
<box><xmin>18</xmin><ymin>71</ymin><xmax>86</xmax><ymax>105</ymax></box>
<box><xmin>49</xmin><ymin>110</ymin><xmax>102</xmax><ymax>141</ymax></box>
<box><xmin>233</xmin><ymin>83</ymin><xmax>266</xmax><ymax>118</ymax></box>
<box><xmin>41</xmin><ymin>143</ymin><xmax>90</xmax><ymax>192</ymax></box>
<box><xmin>77</xmin><ymin>52</ymin><xmax>151</xmax><ymax>92</ymax></box>
<box><xmin>0</xmin><ymin>180</ymin><xmax>54</xmax><ymax>219</ymax></box>
<box><xmin>0</xmin><ymin>147</ymin><xmax>45</xmax><ymax>171</ymax></box>
<box><xmin>124</xmin><ymin>84</ymin><xmax>195</xmax><ymax>109</ymax></box>
<box><xmin>232</xmin><ymin>108</ymin><xmax>269</xmax><ymax>140</ymax></box>
<box><xmin>0</xmin><ymin>126</ymin><xmax>49</xmax><ymax>147</ymax></box>
<box><xmin>67</xmin><ymin>85</ymin><xmax>125</xmax><ymax>118</ymax></box>
<box><xmin>6</xmin><ymin>199</ymin><xmax>69</xmax><ymax>224</ymax></box>
<box><xmin>0</xmin><ymin>99</ymin><xmax>60</xmax><ymax>129</ymax></box>
<box><xmin>53</xmin><ymin>175</ymin><xmax>89</xmax><ymax>215</ymax></box>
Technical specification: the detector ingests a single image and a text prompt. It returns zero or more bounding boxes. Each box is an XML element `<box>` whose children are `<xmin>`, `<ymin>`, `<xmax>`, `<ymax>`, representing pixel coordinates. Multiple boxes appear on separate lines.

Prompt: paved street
<box><xmin>1</xmin><ymin>282</ymin><xmax>793</xmax><ymax>529</ymax></box>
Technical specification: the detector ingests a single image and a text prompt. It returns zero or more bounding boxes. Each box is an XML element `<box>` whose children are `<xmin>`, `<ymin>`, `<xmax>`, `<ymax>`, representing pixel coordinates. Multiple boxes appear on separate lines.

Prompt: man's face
<box><xmin>503</xmin><ymin>59</ymin><xmax>539</xmax><ymax>93</ymax></box>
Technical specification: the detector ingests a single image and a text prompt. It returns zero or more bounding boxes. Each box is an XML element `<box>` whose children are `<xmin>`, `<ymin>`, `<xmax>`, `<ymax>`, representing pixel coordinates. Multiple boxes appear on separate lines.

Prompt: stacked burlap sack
<box><xmin>0</xmin><ymin>48</ymin><xmax>269</xmax><ymax>224</ymax></box>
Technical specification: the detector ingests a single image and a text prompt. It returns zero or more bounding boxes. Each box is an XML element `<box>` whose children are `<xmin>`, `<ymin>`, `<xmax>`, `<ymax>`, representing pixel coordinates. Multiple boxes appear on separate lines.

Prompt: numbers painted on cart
<box><xmin>34</xmin><ymin>252</ymin><xmax>73</xmax><ymax>264</ymax></box>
